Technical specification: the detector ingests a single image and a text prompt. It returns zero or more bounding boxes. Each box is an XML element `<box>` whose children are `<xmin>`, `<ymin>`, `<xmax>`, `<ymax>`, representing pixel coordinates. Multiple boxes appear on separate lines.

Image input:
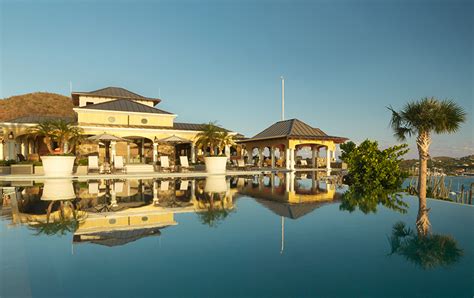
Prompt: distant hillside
<box><xmin>0</xmin><ymin>92</ymin><xmax>75</xmax><ymax>121</ymax></box>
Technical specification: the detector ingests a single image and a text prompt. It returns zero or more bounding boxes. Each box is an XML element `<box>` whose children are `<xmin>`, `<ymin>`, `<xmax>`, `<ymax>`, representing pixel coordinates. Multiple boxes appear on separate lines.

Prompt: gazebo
<box><xmin>238</xmin><ymin>119</ymin><xmax>348</xmax><ymax>171</ymax></box>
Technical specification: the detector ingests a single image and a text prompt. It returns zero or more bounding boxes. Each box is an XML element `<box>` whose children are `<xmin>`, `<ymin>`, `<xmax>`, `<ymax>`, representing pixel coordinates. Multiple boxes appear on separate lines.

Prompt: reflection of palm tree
<box><xmin>388</xmin><ymin>221</ymin><xmax>463</xmax><ymax>269</ymax></box>
<box><xmin>30</xmin><ymin>200</ymin><xmax>85</xmax><ymax>237</ymax></box>
<box><xmin>197</xmin><ymin>192</ymin><xmax>233</xmax><ymax>227</ymax></box>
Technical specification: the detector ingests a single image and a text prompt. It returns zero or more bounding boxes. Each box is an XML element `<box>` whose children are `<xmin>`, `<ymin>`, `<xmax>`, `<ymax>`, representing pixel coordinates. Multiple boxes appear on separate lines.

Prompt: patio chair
<box><xmin>159</xmin><ymin>156</ymin><xmax>173</xmax><ymax>172</ymax></box>
<box><xmin>113</xmin><ymin>156</ymin><xmax>127</xmax><ymax>173</ymax></box>
<box><xmin>237</xmin><ymin>159</ymin><xmax>249</xmax><ymax>170</ymax></box>
<box><xmin>88</xmin><ymin>156</ymin><xmax>100</xmax><ymax>173</ymax></box>
<box><xmin>179</xmin><ymin>156</ymin><xmax>194</xmax><ymax>172</ymax></box>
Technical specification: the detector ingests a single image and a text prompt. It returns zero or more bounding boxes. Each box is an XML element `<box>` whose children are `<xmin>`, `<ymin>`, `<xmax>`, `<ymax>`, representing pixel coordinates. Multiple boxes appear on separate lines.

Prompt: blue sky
<box><xmin>1</xmin><ymin>0</ymin><xmax>472</xmax><ymax>158</ymax></box>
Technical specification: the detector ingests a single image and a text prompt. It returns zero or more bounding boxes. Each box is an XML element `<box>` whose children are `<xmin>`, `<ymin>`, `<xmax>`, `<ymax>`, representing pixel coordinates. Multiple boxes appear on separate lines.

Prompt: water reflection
<box><xmin>0</xmin><ymin>172</ymin><xmax>342</xmax><ymax>248</ymax></box>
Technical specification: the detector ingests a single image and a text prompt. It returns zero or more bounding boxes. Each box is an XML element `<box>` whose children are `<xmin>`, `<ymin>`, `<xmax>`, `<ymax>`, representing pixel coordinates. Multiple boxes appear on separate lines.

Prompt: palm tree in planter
<box><xmin>28</xmin><ymin>120</ymin><xmax>84</xmax><ymax>176</ymax></box>
<box><xmin>195</xmin><ymin>122</ymin><xmax>235</xmax><ymax>173</ymax></box>
<box><xmin>388</xmin><ymin>98</ymin><xmax>466</xmax><ymax>235</ymax></box>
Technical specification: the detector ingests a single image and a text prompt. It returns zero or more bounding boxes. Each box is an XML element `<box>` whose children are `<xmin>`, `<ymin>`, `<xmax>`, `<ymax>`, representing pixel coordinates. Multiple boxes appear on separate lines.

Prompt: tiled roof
<box><xmin>78</xmin><ymin>122</ymin><xmax>231</xmax><ymax>132</ymax></box>
<box><xmin>240</xmin><ymin>118</ymin><xmax>347</xmax><ymax>143</ymax></box>
<box><xmin>78</xmin><ymin>99</ymin><xmax>173</xmax><ymax>115</ymax></box>
<box><xmin>72</xmin><ymin>87</ymin><xmax>160</xmax><ymax>104</ymax></box>
<box><xmin>2</xmin><ymin>115</ymin><xmax>77</xmax><ymax>124</ymax></box>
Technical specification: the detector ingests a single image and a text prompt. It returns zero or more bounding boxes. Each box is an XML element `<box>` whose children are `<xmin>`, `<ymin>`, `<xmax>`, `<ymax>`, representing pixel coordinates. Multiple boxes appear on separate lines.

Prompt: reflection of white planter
<box><xmin>41</xmin><ymin>179</ymin><xmax>76</xmax><ymax>201</ymax></box>
<box><xmin>41</xmin><ymin>156</ymin><xmax>76</xmax><ymax>176</ymax></box>
<box><xmin>204</xmin><ymin>175</ymin><xmax>227</xmax><ymax>193</ymax></box>
<box><xmin>204</xmin><ymin>156</ymin><xmax>227</xmax><ymax>174</ymax></box>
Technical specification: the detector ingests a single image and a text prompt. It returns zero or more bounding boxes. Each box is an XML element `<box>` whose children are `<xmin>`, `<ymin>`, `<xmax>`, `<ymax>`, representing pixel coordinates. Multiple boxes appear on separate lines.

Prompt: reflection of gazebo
<box><xmin>73</xmin><ymin>227</ymin><xmax>163</xmax><ymax>247</ymax></box>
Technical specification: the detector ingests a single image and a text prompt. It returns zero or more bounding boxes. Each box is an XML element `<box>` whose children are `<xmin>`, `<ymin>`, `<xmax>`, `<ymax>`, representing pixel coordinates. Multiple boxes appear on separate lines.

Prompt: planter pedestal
<box><xmin>40</xmin><ymin>156</ymin><xmax>76</xmax><ymax>176</ymax></box>
<box><xmin>204</xmin><ymin>156</ymin><xmax>227</xmax><ymax>174</ymax></box>
<box><xmin>41</xmin><ymin>179</ymin><xmax>76</xmax><ymax>201</ymax></box>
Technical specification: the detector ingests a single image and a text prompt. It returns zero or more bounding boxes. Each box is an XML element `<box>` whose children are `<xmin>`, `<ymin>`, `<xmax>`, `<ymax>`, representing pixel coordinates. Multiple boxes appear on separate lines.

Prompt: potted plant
<box><xmin>195</xmin><ymin>122</ymin><xmax>235</xmax><ymax>173</ymax></box>
<box><xmin>28</xmin><ymin>120</ymin><xmax>83</xmax><ymax>176</ymax></box>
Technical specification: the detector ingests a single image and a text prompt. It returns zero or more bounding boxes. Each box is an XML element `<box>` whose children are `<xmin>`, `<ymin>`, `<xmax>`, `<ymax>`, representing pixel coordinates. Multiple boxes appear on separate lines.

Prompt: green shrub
<box><xmin>339</xmin><ymin>140</ymin><xmax>409</xmax><ymax>213</ymax></box>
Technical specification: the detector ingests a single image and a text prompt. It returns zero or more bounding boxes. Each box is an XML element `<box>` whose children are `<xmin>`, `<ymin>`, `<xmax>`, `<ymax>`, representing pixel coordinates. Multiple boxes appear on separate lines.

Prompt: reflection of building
<box><xmin>1</xmin><ymin>177</ymin><xmax>238</xmax><ymax>247</ymax></box>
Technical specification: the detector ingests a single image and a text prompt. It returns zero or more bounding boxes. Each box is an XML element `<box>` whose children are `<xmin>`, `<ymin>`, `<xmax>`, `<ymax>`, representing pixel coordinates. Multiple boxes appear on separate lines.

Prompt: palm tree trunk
<box><xmin>416</xmin><ymin>132</ymin><xmax>431</xmax><ymax>236</ymax></box>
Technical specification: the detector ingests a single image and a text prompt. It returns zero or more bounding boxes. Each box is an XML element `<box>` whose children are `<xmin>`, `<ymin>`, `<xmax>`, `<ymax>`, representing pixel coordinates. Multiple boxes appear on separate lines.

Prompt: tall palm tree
<box><xmin>388</xmin><ymin>98</ymin><xmax>466</xmax><ymax>234</ymax></box>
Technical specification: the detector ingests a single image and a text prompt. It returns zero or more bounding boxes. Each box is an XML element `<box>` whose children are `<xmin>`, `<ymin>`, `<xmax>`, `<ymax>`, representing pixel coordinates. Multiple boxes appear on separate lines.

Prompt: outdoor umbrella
<box><xmin>87</xmin><ymin>134</ymin><xmax>130</xmax><ymax>163</ymax></box>
<box><xmin>157</xmin><ymin>135</ymin><xmax>192</xmax><ymax>163</ymax></box>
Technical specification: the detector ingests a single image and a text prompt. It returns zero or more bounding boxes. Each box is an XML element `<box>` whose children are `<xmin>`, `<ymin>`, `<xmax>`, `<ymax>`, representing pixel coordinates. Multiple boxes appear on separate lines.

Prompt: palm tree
<box><xmin>388</xmin><ymin>98</ymin><xmax>466</xmax><ymax>234</ymax></box>
<box><xmin>195</xmin><ymin>122</ymin><xmax>235</xmax><ymax>156</ymax></box>
<box><xmin>28</xmin><ymin>120</ymin><xmax>83</xmax><ymax>154</ymax></box>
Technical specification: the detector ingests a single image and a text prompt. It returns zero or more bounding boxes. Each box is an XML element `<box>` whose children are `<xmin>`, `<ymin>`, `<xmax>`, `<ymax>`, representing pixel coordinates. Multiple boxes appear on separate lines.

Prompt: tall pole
<box><xmin>281</xmin><ymin>76</ymin><xmax>285</xmax><ymax>121</ymax></box>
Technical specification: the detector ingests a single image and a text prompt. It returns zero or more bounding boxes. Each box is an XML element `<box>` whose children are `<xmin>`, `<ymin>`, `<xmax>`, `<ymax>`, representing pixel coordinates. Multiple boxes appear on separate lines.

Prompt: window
<box><xmin>86</xmin><ymin>101</ymin><xmax>94</xmax><ymax>106</ymax></box>
<box><xmin>141</xmin><ymin>118</ymin><xmax>148</xmax><ymax>124</ymax></box>
<box><xmin>108</xmin><ymin>116</ymin><xmax>116</xmax><ymax>123</ymax></box>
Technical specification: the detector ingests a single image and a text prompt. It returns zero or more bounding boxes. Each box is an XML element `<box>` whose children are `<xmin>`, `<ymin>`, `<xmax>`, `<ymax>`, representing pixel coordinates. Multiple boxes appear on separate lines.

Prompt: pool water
<box><xmin>1</xmin><ymin>172</ymin><xmax>473</xmax><ymax>297</ymax></box>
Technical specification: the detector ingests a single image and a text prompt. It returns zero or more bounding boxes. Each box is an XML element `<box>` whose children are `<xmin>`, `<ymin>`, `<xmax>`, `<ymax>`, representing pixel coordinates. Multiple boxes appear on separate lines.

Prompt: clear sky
<box><xmin>1</xmin><ymin>0</ymin><xmax>472</xmax><ymax>158</ymax></box>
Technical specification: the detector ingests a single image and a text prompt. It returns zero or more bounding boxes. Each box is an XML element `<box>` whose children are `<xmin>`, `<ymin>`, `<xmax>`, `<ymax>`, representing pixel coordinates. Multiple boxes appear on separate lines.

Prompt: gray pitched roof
<box><xmin>72</xmin><ymin>87</ymin><xmax>161</xmax><ymax>104</ymax></box>
<box><xmin>78</xmin><ymin>99</ymin><xmax>173</xmax><ymax>115</ymax></box>
<box><xmin>2</xmin><ymin>115</ymin><xmax>76</xmax><ymax>124</ymax></box>
<box><xmin>240</xmin><ymin>118</ymin><xmax>347</xmax><ymax>143</ymax></box>
<box><xmin>77</xmin><ymin>121</ymin><xmax>232</xmax><ymax>132</ymax></box>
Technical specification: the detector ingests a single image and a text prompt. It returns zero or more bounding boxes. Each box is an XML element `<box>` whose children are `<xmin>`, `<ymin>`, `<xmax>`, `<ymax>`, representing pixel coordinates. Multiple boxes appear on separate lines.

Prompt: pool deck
<box><xmin>0</xmin><ymin>168</ymin><xmax>341</xmax><ymax>181</ymax></box>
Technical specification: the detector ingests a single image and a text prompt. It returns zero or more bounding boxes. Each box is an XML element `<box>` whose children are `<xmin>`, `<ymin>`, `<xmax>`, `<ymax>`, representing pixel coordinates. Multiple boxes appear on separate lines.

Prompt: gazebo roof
<box><xmin>240</xmin><ymin>118</ymin><xmax>347</xmax><ymax>143</ymax></box>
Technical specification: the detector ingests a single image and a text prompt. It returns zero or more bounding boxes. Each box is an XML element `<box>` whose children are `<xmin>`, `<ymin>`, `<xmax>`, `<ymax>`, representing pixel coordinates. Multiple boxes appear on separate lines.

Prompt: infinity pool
<box><xmin>1</xmin><ymin>172</ymin><xmax>472</xmax><ymax>297</ymax></box>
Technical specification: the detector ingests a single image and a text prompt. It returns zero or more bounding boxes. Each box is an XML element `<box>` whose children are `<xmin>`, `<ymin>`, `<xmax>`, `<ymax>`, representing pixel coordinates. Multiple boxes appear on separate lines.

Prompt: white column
<box><xmin>153</xmin><ymin>142</ymin><xmax>158</xmax><ymax>163</ymax></box>
<box><xmin>270</xmin><ymin>147</ymin><xmax>275</xmax><ymax>168</ymax></box>
<box><xmin>191</xmin><ymin>143</ymin><xmax>196</xmax><ymax>163</ymax></box>
<box><xmin>141</xmin><ymin>139</ymin><xmax>145</xmax><ymax>163</ymax></box>
<box><xmin>110</xmin><ymin>189</ymin><xmax>118</xmax><ymax>207</ymax></box>
<box><xmin>289</xmin><ymin>172</ymin><xmax>295</xmax><ymax>192</ymax></box>
<box><xmin>0</xmin><ymin>141</ymin><xmax>4</xmax><ymax>160</ymax></box>
<box><xmin>312</xmin><ymin>146</ymin><xmax>317</xmax><ymax>168</ymax></box>
<box><xmin>248</xmin><ymin>149</ymin><xmax>253</xmax><ymax>165</ymax></box>
<box><xmin>285</xmin><ymin>148</ymin><xmax>290</xmax><ymax>170</ymax></box>
<box><xmin>332</xmin><ymin>149</ymin><xmax>336</xmax><ymax>161</ymax></box>
<box><xmin>127</xmin><ymin>143</ymin><xmax>131</xmax><ymax>163</ymax></box>
<box><xmin>290</xmin><ymin>148</ymin><xmax>296</xmax><ymax>170</ymax></box>
<box><xmin>111</xmin><ymin>141</ymin><xmax>117</xmax><ymax>163</ymax></box>
<box><xmin>258</xmin><ymin>148</ymin><xmax>263</xmax><ymax>167</ymax></box>
<box><xmin>285</xmin><ymin>173</ymin><xmax>290</xmax><ymax>192</ymax></box>
<box><xmin>63</xmin><ymin>142</ymin><xmax>68</xmax><ymax>154</ymax></box>
<box><xmin>326</xmin><ymin>148</ymin><xmax>331</xmax><ymax>172</ymax></box>
<box><xmin>20</xmin><ymin>141</ymin><xmax>26</xmax><ymax>157</ymax></box>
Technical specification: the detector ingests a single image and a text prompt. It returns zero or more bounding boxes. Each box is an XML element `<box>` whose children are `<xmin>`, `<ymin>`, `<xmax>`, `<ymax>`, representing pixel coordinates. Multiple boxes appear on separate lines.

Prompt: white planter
<box><xmin>41</xmin><ymin>179</ymin><xmax>76</xmax><ymax>201</ymax></box>
<box><xmin>204</xmin><ymin>156</ymin><xmax>228</xmax><ymax>174</ymax></box>
<box><xmin>204</xmin><ymin>175</ymin><xmax>227</xmax><ymax>193</ymax></box>
<box><xmin>41</xmin><ymin>156</ymin><xmax>76</xmax><ymax>176</ymax></box>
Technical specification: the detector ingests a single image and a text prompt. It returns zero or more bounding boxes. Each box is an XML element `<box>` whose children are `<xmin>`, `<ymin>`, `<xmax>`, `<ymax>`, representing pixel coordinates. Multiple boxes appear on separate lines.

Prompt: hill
<box><xmin>0</xmin><ymin>92</ymin><xmax>75</xmax><ymax>122</ymax></box>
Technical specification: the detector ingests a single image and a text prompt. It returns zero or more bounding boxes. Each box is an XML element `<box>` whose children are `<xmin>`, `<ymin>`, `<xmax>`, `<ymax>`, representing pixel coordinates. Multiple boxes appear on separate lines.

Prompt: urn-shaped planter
<box><xmin>40</xmin><ymin>156</ymin><xmax>76</xmax><ymax>176</ymax></box>
<box><xmin>204</xmin><ymin>156</ymin><xmax>228</xmax><ymax>174</ymax></box>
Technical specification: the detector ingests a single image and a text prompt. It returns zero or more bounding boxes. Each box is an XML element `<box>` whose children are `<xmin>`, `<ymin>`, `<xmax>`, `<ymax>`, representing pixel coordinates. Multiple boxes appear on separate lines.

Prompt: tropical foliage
<box><xmin>388</xmin><ymin>98</ymin><xmax>466</xmax><ymax>234</ymax></box>
<box><xmin>339</xmin><ymin>140</ymin><xmax>409</xmax><ymax>214</ymax></box>
<box><xmin>388</xmin><ymin>222</ymin><xmax>463</xmax><ymax>269</ymax></box>
<box><xmin>195</xmin><ymin>122</ymin><xmax>236</xmax><ymax>156</ymax></box>
<box><xmin>28</xmin><ymin>120</ymin><xmax>84</xmax><ymax>154</ymax></box>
